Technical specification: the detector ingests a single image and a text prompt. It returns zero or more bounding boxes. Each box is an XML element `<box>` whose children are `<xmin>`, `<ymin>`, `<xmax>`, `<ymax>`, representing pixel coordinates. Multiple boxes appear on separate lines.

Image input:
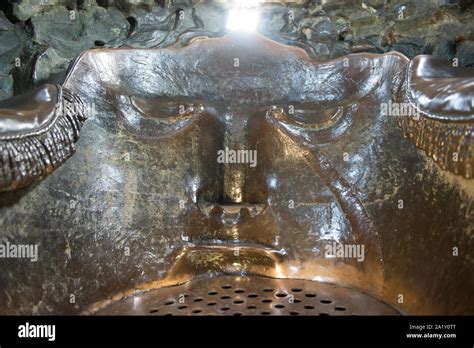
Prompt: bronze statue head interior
<box><xmin>0</xmin><ymin>32</ymin><xmax>473</xmax><ymax>316</ymax></box>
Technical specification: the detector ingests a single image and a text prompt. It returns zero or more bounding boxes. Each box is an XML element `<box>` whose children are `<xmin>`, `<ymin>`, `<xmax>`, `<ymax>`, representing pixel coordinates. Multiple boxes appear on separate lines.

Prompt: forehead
<box><xmin>64</xmin><ymin>33</ymin><xmax>408</xmax><ymax>108</ymax></box>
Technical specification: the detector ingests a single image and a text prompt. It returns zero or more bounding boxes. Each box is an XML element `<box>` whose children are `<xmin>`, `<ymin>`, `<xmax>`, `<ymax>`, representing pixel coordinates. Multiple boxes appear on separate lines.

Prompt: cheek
<box><xmin>247</xmin><ymin>113</ymin><xmax>352</xmax><ymax>240</ymax></box>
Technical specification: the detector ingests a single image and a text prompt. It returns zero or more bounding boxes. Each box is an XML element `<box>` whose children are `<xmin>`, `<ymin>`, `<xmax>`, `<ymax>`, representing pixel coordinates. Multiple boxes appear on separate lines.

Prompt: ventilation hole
<box><xmin>208</xmin><ymin>291</ymin><xmax>218</xmax><ymax>295</ymax></box>
<box><xmin>290</xmin><ymin>311</ymin><xmax>299</xmax><ymax>316</ymax></box>
<box><xmin>339</xmin><ymin>30</ymin><xmax>351</xmax><ymax>41</ymax></box>
<box><xmin>222</xmin><ymin>285</ymin><xmax>232</xmax><ymax>289</ymax></box>
<box><xmin>261</xmin><ymin>311</ymin><xmax>271</xmax><ymax>315</ymax></box>
<box><xmin>98</xmin><ymin>275</ymin><xmax>398</xmax><ymax>316</ymax></box>
<box><xmin>233</xmin><ymin>312</ymin><xmax>242</xmax><ymax>316</ymax></box>
<box><xmin>192</xmin><ymin>309</ymin><xmax>202</xmax><ymax>314</ymax></box>
<box><xmin>96</xmin><ymin>0</ymin><xmax>109</xmax><ymax>8</ymax></box>
<box><xmin>94</xmin><ymin>40</ymin><xmax>105</xmax><ymax>47</ymax></box>
<box><xmin>175</xmin><ymin>8</ymin><xmax>184</xmax><ymax>22</ymax></box>
<box><xmin>126</xmin><ymin>16</ymin><xmax>137</xmax><ymax>38</ymax></box>
<box><xmin>164</xmin><ymin>313</ymin><xmax>173</xmax><ymax>316</ymax></box>
<box><xmin>319</xmin><ymin>312</ymin><xmax>330</xmax><ymax>316</ymax></box>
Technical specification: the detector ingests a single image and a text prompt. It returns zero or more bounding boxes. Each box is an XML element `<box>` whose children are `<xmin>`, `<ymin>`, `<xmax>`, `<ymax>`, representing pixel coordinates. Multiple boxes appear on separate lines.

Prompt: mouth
<box><xmin>187</xmin><ymin>199</ymin><xmax>277</xmax><ymax>247</ymax></box>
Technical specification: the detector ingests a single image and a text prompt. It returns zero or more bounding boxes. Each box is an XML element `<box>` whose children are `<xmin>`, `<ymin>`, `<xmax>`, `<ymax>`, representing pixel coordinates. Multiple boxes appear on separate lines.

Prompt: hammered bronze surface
<box><xmin>0</xmin><ymin>33</ymin><xmax>473</xmax><ymax>316</ymax></box>
<box><xmin>94</xmin><ymin>275</ymin><xmax>399</xmax><ymax>316</ymax></box>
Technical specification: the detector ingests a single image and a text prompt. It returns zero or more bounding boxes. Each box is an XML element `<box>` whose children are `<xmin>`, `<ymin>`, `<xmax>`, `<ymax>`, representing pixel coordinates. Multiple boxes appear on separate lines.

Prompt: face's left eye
<box><xmin>111</xmin><ymin>90</ymin><xmax>207</xmax><ymax>138</ymax></box>
<box><xmin>268</xmin><ymin>103</ymin><xmax>345</xmax><ymax>131</ymax></box>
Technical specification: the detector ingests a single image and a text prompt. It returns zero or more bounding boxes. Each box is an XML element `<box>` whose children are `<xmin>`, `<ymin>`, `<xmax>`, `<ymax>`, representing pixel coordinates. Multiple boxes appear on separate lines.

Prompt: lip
<box><xmin>184</xmin><ymin>199</ymin><xmax>278</xmax><ymax>247</ymax></box>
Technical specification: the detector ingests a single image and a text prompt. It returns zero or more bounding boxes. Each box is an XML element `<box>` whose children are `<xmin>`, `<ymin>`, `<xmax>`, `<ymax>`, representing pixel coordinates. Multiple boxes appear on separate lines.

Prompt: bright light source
<box><xmin>232</xmin><ymin>0</ymin><xmax>261</xmax><ymax>7</ymax></box>
<box><xmin>226</xmin><ymin>8</ymin><xmax>259</xmax><ymax>32</ymax></box>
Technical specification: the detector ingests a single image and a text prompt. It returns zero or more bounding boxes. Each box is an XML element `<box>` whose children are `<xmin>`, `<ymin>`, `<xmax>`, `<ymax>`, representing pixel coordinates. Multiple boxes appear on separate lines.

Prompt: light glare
<box><xmin>226</xmin><ymin>8</ymin><xmax>259</xmax><ymax>32</ymax></box>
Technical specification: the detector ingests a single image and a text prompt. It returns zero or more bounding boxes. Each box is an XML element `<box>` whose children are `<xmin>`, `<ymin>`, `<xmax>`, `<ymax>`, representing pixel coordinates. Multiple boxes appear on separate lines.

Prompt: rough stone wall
<box><xmin>0</xmin><ymin>0</ymin><xmax>473</xmax><ymax>100</ymax></box>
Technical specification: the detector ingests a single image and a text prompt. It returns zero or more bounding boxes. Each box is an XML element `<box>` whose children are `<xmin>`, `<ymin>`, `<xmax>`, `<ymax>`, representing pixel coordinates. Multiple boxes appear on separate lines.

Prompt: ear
<box><xmin>399</xmin><ymin>55</ymin><xmax>474</xmax><ymax>179</ymax></box>
<box><xmin>0</xmin><ymin>84</ymin><xmax>87</xmax><ymax>191</ymax></box>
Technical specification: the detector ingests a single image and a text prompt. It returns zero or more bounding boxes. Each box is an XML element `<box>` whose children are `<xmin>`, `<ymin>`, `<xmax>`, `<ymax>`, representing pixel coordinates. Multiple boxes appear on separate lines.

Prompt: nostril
<box><xmin>239</xmin><ymin>207</ymin><xmax>252</xmax><ymax>221</ymax></box>
<box><xmin>218</xmin><ymin>207</ymin><xmax>241</xmax><ymax>226</ymax></box>
<box><xmin>200</xmin><ymin>203</ymin><xmax>266</xmax><ymax>224</ymax></box>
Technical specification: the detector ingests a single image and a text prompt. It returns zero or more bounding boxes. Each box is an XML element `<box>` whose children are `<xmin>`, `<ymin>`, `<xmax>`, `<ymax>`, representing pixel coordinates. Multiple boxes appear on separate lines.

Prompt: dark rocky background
<box><xmin>0</xmin><ymin>0</ymin><xmax>473</xmax><ymax>100</ymax></box>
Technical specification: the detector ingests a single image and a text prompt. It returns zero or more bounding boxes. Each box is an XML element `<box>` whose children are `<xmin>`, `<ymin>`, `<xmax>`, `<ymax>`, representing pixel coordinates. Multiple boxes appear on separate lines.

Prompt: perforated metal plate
<box><xmin>95</xmin><ymin>276</ymin><xmax>399</xmax><ymax>315</ymax></box>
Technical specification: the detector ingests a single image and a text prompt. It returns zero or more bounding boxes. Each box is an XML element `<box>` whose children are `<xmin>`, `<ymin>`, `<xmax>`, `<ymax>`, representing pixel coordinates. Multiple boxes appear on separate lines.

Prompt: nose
<box><xmin>203</xmin><ymin>108</ymin><xmax>265</xmax><ymax>223</ymax></box>
<box><xmin>222</xmin><ymin>110</ymin><xmax>248</xmax><ymax>203</ymax></box>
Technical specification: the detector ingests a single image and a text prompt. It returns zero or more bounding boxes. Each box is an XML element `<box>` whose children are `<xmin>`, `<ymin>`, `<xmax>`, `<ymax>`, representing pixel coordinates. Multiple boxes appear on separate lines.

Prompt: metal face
<box><xmin>0</xmin><ymin>33</ymin><xmax>472</xmax><ymax>315</ymax></box>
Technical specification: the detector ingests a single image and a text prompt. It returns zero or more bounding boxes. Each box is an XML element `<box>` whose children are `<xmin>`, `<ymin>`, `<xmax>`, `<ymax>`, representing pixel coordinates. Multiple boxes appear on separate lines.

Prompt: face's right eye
<box><xmin>268</xmin><ymin>104</ymin><xmax>345</xmax><ymax>131</ymax></box>
<box><xmin>265</xmin><ymin>101</ymin><xmax>356</xmax><ymax>144</ymax></box>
